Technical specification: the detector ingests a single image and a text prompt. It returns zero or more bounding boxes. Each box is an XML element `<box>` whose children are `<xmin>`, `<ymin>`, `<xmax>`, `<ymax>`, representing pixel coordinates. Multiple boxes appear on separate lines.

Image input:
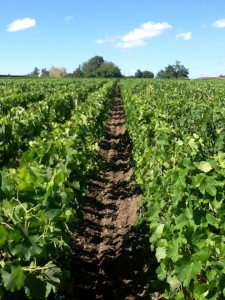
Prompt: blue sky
<box><xmin>1</xmin><ymin>0</ymin><xmax>225</xmax><ymax>78</ymax></box>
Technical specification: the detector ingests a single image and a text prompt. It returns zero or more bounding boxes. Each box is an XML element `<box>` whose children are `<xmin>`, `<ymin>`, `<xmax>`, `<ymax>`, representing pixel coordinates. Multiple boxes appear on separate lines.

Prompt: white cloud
<box><xmin>64</xmin><ymin>16</ymin><xmax>74</xmax><ymax>23</ymax></box>
<box><xmin>6</xmin><ymin>18</ymin><xmax>36</xmax><ymax>32</ymax></box>
<box><xmin>176</xmin><ymin>32</ymin><xmax>192</xmax><ymax>40</ymax></box>
<box><xmin>212</xmin><ymin>19</ymin><xmax>225</xmax><ymax>28</ymax></box>
<box><xmin>115</xmin><ymin>40</ymin><xmax>146</xmax><ymax>49</ymax></box>
<box><xmin>96</xmin><ymin>21</ymin><xmax>172</xmax><ymax>49</ymax></box>
<box><xmin>96</xmin><ymin>36</ymin><xmax>118</xmax><ymax>44</ymax></box>
<box><xmin>121</xmin><ymin>21</ymin><xmax>172</xmax><ymax>42</ymax></box>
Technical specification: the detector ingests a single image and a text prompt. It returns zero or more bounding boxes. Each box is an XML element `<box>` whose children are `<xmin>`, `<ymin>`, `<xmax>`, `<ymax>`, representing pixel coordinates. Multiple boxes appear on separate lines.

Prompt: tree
<box><xmin>30</xmin><ymin>67</ymin><xmax>40</xmax><ymax>77</ymax></box>
<box><xmin>77</xmin><ymin>56</ymin><xmax>122</xmax><ymax>78</ymax></box>
<box><xmin>41</xmin><ymin>68</ymin><xmax>49</xmax><ymax>77</ymax></box>
<box><xmin>134</xmin><ymin>69</ymin><xmax>143</xmax><ymax>78</ymax></box>
<box><xmin>157</xmin><ymin>65</ymin><xmax>177</xmax><ymax>79</ymax></box>
<box><xmin>174</xmin><ymin>60</ymin><xmax>189</xmax><ymax>79</ymax></box>
<box><xmin>49</xmin><ymin>66</ymin><xmax>67</xmax><ymax>78</ymax></box>
<box><xmin>82</xmin><ymin>56</ymin><xmax>105</xmax><ymax>77</ymax></box>
<box><xmin>134</xmin><ymin>69</ymin><xmax>154</xmax><ymax>78</ymax></box>
<box><xmin>157</xmin><ymin>61</ymin><xmax>189</xmax><ymax>79</ymax></box>
<box><xmin>95</xmin><ymin>62</ymin><xmax>122</xmax><ymax>78</ymax></box>
<box><xmin>73</xmin><ymin>65</ymin><xmax>83</xmax><ymax>78</ymax></box>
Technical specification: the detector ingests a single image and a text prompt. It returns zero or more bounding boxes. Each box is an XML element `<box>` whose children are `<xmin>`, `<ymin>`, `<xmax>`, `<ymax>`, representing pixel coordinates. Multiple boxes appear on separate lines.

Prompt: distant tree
<box><xmin>95</xmin><ymin>62</ymin><xmax>122</xmax><ymax>78</ymax></box>
<box><xmin>157</xmin><ymin>61</ymin><xmax>189</xmax><ymax>79</ymax></box>
<box><xmin>174</xmin><ymin>60</ymin><xmax>189</xmax><ymax>79</ymax></box>
<box><xmin>30</xmin><ymin>67</ymin><xmax>40</xmax><ymax>77</ymax></box>
<box><xmin>134</xmin><ymin>69</ymin><xmax>143</xmax><ymax>78</ymax></box>
<box><xmin>82</xmin><ymin>56</ymin><xmax>105</xmax><ymax>77</ymax></box>
<box><xmin>157</xmin><ymin>64</ymin><xmax>177</xmax><ymax>79</ymax></box>
<box><xmin>134</xmin><ymin>69</ymin><xmax>154</xmax><ymax>78</ymax></box>
<box><xmin>156</xmin><ymin>69</ymin><xmax>164</xmax><ymax>78</ymax></box>
<box><xmin>78</xmin><ymin>56</ymin><xmax>122</xmax><ymax>78</ymax></box>
<box><xmin>142</xmin><ymin>70</ymin><xmax>154</xmax><ymax>78</ymax></box>
<box><xmin>73</xmin><ymin>65</ymin><xmax>83</xmax><ymax>78</ymax></box>
<box><xmin>49</xmin><ymin>67</ymin><xmax>67</xmax><ymax>78</ymax></box>
<box><xmin>41</xmin><ymin>68</ymin><xmax>49</xmax><ymax>77</ymax></box>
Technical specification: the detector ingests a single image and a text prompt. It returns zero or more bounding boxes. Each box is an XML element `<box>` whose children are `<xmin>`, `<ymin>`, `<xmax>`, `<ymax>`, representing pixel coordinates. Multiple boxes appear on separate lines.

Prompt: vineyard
<box><xmin>1</xmin><ymin>78</ymin><xmax>225</xmax><ymax>299</ymax></box>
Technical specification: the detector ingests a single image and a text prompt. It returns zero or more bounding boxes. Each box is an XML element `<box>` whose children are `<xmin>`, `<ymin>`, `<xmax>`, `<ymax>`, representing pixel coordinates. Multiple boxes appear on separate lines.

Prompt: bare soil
<box><xmin>65</xmin><ymin>90</ymin><xmax>160</xmax><ymax>299</ymax></box>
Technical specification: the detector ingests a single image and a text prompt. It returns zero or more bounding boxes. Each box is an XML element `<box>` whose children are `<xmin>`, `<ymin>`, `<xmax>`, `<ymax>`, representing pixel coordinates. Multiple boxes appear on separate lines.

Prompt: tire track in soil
<box><xmin>67</xmin><ymin>90</ymin><xmax>156</xmax><ymax>300</ymax></box>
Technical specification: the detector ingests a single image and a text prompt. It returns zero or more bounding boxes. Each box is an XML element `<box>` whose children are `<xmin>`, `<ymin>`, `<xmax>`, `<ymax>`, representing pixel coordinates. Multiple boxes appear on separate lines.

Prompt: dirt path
<box><xmin>66</xmin><ymin>90</ymin><xmax>158</xmax><ymax>299</ymax></box>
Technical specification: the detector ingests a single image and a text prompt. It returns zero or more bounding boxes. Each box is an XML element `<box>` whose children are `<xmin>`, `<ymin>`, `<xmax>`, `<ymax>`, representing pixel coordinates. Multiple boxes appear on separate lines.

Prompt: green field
<box><xmin>1</xmin><ymin>78</ymin><xmax>225</xmax><ymax>299</ymax></box>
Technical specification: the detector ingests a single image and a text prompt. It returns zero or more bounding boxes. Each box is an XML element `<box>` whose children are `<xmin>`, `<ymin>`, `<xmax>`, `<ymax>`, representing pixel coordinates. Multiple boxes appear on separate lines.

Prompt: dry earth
<box><xmin>65</xmin><ymin>90</ymin><xmax>160</xmax><ymax>300</ymax></box>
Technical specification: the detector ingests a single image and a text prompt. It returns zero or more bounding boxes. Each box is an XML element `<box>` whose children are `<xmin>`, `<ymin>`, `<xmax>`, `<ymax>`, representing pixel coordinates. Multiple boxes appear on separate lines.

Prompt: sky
<box><xmin>1</xmin><ymin>0</ymin><xmax>225</xmax><ymax>78</ymax></box>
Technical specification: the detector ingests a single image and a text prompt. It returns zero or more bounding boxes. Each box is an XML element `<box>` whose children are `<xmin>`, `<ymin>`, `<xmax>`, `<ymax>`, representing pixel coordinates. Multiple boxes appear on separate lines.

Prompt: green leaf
<box><xmin>196</xmin><ymin>245</ymin><xmax>211</xmax><ymax>262</ymax></box>
<box><xmin>0</xmin><ymin>225</ymin><xmax>8</xmax><ymax>247</ymax></box>
<box><xmin>71</xmin><ymin>180</ymin><xmax>80</xmax><ymax>190</ymax></box>
<box><xmin>215</xmin><ymin>151</ymin><xmax>225</xmax><ymax>168</ymax></box>
<box><xmin>196</xmin><ymin>161</ymin><xmax>213</xmax><ymax>173</ymax></box>
<box><xmin>0</xmin><ymin>170</ymin><xmax>14</xmax><ymax>195</ymax></box>
<box><xmin>175</xmin><ymin>256</ymin><xmax>202</xmax><ymax>287</ymax></box>
<box><xmin>193</xmin><ymin>283</ymin><xmax>209</xmax><ymax>299</ymax></box>
<box><xmin>167</xmin><ymin>275</ymin><xmax>180</xmax><ymax>292</ymax></box>
<box><xmin>10</xmin><ymin>242</ymin><xmax>42</xmax><ymax>261</ymax></box>
<box><xmin>206</xmin><ymin>213</ymin><xmax>219</xmax><ymax>229</ymax></box>
<box><xmin>25</xmin><ymin>273</ymin><xmax>47</xmax><ymax>299</ymax></box>
<box><xmin>156</xmin><ymin>247</ymin><xmax>167</xmax><ymax>262</ymax></box>
<box><xmin>45</xmin><ymin>209</ymin><xmax>61</xmax><ymax>221</ymax></box>
<box><xmin>17</xmin><ymin>165</ymin><xmax>45</xmax><ymax>191</ymax></box>
<box><xmin>1</xmin><ymin>265</ymin><xmax>25</xmax><ymax>291</ymax></box>
<box><xmin>54</xmin><ymin>171</ymin><xmax>65</xmax><ymax>186</ymax></box>
<box><xmin>65</xmin><ymin>209</ymin><xmax>72</xmax><ymax>219</ymax></box>
<box><xmin>167</xmin><ymin>241</ymin><xmax>180</xmax><ymax>261</ymax></box>
<box><xmin>156</xmin><ymin>223</ymin><xmax>165</xmax><ymax>235</ymax></box>
<box><xmin>176</xmin><ymin>212</ymin><xmax>189</xmax><ymax>230</ymax></box>
<box><xmin>148</xmin><ymin>202</ymin><xmax>160</xmax><ymax>221</ymax></box>
<box><xmin>174</xmin><ymin>291</ymin><xmax>186</xmax><ymax>300</ymax></box>
<box><xmin>39</xmin><ymin>262</ymin><xmax>61</xmax><ymax>294</ymax></box>
<box><xmin>193</xmin><ymin>173</ymin><xmax>206</xmax><ymax>187</ymax></box>
<box><xmin>156</xmin><ymin>263</ymin><xmax>167</xmax><ymax>280</ymax></box>
<box><xmin>185</xmin><ymin>207</ymin><xmax>193</xmax><ymax>219</ymax></box>
<box><xmin>205</xmin><ymin>177</ymin><xmax>217</xmax><ymax>196</ymax></box>
<box><xmin>195</xmin><ymin>175</ymin><xmax>218</xmax><ymax>196</ymax></box>
<box><xmin>171</xmin><ymin>168</ymin><xmax>187</xmax><ymax>188</ymax></box>
<box><xmin>17</xmin><ymin>181</ymin><xmax>34</xmax><ymax>191</ymax></box>
<box><xmin>188</xmin><ymin>138</ymin><xmax>198</xmax><ymax>150</ymax></box>
<box><xmin>1</xmin><ymin>199</ymin><xmax>13</xmax><ymax>215</ymax></box>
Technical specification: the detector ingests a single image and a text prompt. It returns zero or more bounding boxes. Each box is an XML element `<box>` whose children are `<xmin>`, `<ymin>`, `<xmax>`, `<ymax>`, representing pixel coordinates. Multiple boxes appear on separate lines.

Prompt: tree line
<box><xmin>30</xmin><ymin>56</ymin><xmax>189</xmax><ymax>79</ymax></box>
